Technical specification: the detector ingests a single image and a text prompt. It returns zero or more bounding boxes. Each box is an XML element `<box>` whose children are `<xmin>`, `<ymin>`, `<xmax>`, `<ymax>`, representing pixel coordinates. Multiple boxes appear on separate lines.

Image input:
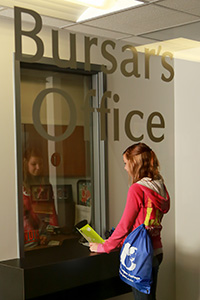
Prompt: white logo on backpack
<box><xmin>120</xmin><ymin>242</ymin><xmax>137</xmax><ymax>271</ymax></box>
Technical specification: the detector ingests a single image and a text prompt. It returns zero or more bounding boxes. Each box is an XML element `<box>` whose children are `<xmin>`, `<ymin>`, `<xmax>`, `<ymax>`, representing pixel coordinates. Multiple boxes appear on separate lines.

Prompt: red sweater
<box><xmin>23</xmin><ymin>185</ymin><xmax>58</xmax><ymax>247</ymax></box>
<box><xmin>98</xmin><ymin>182</ymin><xmax>170</xmax><ymax>253</ymax></box>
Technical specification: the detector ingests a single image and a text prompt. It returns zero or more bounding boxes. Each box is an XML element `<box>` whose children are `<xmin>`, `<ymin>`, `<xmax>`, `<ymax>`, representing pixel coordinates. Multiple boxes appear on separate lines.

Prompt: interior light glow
<box><xmin>65</xmin><ymin>0</ymin><xmax>116</xmax><ymax>9</ymax></box>
<box><xmin>136</xmin><ymin>38</ymin><xmax>200</xmax><ymax>55</ymax></box>
<box><xmin>77</xmin><ymin>0</ymin><xmax>143</xmax><ymax>22</ymax></box>
<box><xmin>136</xmin><ymin>38</ymin><xmax>200</xmax><ymax>62</ymax></box>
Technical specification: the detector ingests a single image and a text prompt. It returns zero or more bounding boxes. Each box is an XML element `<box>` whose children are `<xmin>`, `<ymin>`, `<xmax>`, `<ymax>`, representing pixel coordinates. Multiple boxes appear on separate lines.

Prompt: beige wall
<box><xmin>0</xmin><ymin>14</ymin><xmax>175</xmax><ymax>300</ymax></box>
<box><xmin>175</xmin><ymin>57</ymin><xmax>200</xmax><ymax>300</ymax></box>
<box><xmin>0</xmin><ymin>17</ymin><xmax>19</xmax><ymax>259</ymax></box>
<box><xmin>106</xmin><ymin>52</ymin><xmax>175</xmax><ymax>300</ymax></box>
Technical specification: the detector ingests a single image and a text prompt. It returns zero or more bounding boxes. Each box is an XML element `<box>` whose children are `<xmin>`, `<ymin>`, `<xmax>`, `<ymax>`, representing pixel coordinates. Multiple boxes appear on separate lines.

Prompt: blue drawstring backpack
<box><xmin>119</xmin><ymin>223</ymin><xmax>154</xmax><ymax>294</ymax></box>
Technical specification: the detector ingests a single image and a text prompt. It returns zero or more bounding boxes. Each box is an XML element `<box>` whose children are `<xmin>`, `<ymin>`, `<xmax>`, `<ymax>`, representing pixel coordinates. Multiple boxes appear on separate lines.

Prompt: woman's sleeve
<box><xmin>98</xmin><ymin>185</ymin><xmax>141</xmax><ymax>253</ymax></box>
<box><xmin>23</xmin><ymin>192</ymin><xmax>41</xmax><ymax>229</ymax></box>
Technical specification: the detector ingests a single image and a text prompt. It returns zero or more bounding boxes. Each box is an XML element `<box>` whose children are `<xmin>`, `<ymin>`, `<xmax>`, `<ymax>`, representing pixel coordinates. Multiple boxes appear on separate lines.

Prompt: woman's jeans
<box><xmin>132</xmin><ymin>253</ymin><xmax>163</xmax><ymax>300</ymax></box>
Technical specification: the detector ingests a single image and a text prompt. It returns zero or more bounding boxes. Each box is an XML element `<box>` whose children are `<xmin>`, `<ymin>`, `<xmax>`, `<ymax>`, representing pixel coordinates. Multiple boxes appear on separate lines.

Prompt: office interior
<box><xmin>0</xmin><ymin>0</ymin><xmax>199</xmax><ymax>299</ymax></box>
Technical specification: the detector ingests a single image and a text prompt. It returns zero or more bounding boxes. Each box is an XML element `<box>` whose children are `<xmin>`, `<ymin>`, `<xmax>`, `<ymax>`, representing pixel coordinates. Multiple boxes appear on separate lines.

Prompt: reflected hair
<box><xmin>123</xmin><ymin>142</ymin><xmax>162</xmax><ymax>183</ymax></box>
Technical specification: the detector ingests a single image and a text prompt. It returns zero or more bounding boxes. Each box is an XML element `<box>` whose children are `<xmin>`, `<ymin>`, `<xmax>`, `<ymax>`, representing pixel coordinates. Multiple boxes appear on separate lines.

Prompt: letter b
<box><xmin>14</xmin><ymin>6</ymin><xmax>44</xmax><ymax>62</ymax></box>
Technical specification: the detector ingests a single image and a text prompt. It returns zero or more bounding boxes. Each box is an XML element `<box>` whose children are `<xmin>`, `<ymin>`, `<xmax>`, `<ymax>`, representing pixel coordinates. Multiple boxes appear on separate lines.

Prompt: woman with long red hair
<box><xmin>23</xmin><ymin>147</ymin><xmax>58</xmax><ymax>248</ymax></box>
<box><xmin>89</xmin><ymin>143</ymin><xmax>170</xmax><ymax>300</ymax></box>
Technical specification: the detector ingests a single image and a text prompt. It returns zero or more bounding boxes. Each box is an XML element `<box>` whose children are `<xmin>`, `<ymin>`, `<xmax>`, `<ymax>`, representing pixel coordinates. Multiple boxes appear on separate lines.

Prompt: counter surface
<box><xmin>0</xmin><ymin>236</ymin><xmax>131</xmax><ymax>299</ymax></box>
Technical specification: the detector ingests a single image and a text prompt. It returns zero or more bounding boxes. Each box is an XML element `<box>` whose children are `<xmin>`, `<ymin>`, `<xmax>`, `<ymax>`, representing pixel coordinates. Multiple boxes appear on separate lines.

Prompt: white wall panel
<box><xmin>175</xmin><ymin>57</ymin><xmax>200</xmax><ymax>300</ymax></box>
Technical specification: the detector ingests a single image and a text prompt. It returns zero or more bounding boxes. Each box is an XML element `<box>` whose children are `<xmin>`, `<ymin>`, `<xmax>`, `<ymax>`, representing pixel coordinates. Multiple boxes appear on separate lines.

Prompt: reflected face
<box><xmin>27</xmin><ymin>156</ymin><xmax>43</xmax><ymax>177</ymax></box>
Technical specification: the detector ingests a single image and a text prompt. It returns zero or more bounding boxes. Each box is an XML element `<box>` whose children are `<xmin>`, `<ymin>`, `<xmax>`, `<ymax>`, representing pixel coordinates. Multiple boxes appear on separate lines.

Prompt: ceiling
<box><xmin>1</xmin><ymin>0</ymin><xmax>200</xmax><ymax>55</ymax></box>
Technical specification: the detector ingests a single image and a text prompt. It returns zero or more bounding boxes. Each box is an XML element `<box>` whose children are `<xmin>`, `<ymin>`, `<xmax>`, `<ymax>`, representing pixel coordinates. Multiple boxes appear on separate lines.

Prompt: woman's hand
<box><xmin>89</xmin><ymin>242</ymin><xmax>99</xmax><ymax>252</ymax></box>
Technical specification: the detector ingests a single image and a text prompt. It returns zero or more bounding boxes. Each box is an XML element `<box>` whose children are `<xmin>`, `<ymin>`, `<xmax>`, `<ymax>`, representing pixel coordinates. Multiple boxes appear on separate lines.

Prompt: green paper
<box><xmin>79</xmin><ymin>224</ymin><xmax>104</xmax><ymax>243</ymax></box>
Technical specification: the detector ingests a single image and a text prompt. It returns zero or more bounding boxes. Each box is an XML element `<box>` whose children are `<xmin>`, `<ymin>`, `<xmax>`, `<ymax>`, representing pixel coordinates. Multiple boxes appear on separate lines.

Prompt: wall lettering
<box><xmin>15</xmin><ymin>6</ymin><xmax>170</xmax><ymax>143</ymax></box>
<box><xmin>14</xmin><ymin>6</ymin><xmax>174</xmax><ymax>82</ymax></box>
<box><xmin>32</xmin><ymin>88</ymin><xmax>165</xmax><ymax>142</ymax></box>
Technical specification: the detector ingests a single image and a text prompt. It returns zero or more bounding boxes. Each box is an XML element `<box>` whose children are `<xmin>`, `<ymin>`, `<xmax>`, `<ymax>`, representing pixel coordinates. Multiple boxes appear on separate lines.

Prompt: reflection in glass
<box><xmin>23</xmin><ymin>147</ymin><xmax>58</xmax><ymax>248</ymax></box>
<box><xmin>20</xmin><ymin>67</ymin><xmax>93</xmax><ymax>250</ymax></box>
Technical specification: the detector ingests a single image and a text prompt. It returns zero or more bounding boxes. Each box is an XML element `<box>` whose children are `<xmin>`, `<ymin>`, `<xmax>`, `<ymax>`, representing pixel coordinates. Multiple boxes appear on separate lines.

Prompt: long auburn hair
<box><xmin>123</xmin><ymin>142</ymin><xmax>162</xmax><ymax>184</ymax></box>
<box><xmin>23</xmin><ymin>147</ymin><xmax>44</xmax><ymax>192</ymax></box>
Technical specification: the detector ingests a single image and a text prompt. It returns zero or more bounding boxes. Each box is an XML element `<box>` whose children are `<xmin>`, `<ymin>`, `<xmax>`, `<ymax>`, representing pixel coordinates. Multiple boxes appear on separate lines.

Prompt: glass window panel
<box><xmin>19</xmin><ymin>64</ymin><xmax>106</xmax><ymax>252</ymax></box>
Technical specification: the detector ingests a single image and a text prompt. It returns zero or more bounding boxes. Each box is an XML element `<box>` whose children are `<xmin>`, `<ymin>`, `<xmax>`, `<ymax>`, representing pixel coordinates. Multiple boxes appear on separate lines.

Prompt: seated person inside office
<box><xmin>23</xmin><ymin>147</ymin><xmax>58</xmax><ymax>248</ymax></box>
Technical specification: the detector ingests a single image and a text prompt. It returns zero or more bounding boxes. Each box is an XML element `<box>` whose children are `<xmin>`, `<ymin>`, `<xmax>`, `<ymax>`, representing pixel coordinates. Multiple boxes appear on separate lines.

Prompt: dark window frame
<box><xmin>15</xmin><ymin>55</ymin><xmax>108</xmax><ymax>258</ymax></box>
